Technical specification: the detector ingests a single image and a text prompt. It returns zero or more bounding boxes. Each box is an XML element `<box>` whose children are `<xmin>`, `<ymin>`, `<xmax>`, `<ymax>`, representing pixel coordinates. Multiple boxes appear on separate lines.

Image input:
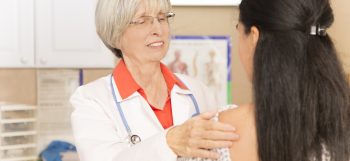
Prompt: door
<box><xmin>35</xmin><ymin>0</ymin><xmax>116</xmax><ymax>68</ymax></box>
<box><xmin>0</xmin><ymin>0</ymin><xmax>34</xmax><ymax>67</ymax></box>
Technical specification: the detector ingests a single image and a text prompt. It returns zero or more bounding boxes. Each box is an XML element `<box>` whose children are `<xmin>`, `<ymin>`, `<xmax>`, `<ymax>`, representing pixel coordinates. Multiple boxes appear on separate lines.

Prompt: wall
<box><xmin>0</xmin><ymin>0</ymin><xmax>349</xmax><ymax>106</ymax></box>
<box><xmin>171</xmin><ymin>6</ymin><xmax>251</xmax><ymax>105</ymax></box>
<box><xmin>0</xmin><ymin>69</ymin><xmax>37</xmax><ymax>104</ymax></box>
<box><xmin>0</xmin><ymin>69</ymin><xmax>112</xmax><ymax>105</ymax></box>
<box><xmin>329</xmin><ymin>0</ymin><xmax>350</xmax><ymax>73</ymax></box>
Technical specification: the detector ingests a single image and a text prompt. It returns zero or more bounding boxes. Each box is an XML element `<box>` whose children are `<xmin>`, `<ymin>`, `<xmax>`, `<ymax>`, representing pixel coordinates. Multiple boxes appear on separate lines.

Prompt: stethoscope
<box><xmin>110</xmin><ymin>75</ymin><xmax>200</xmax><ymax>145</ymax></box>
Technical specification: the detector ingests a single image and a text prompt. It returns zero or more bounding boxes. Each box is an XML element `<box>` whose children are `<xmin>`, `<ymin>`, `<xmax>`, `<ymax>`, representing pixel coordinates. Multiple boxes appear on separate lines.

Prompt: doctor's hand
<box><xmin>166</xmin><ymin>111</ymin><xmax>239</xmax><ymax>159</ymax></box>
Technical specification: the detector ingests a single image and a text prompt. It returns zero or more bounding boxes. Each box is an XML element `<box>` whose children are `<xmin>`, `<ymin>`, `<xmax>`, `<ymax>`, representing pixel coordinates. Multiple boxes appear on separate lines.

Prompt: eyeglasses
<box><xmin>129</xmin><ymin>12</ymin><xmax>175</xmax><ymax>28</ymax></box>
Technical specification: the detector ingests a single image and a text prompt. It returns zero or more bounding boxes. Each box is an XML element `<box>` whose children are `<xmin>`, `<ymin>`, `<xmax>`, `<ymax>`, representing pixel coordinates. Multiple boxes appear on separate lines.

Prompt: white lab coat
<box><xmin>70</xmin><ymin>74</ymin><xmax>218</xmax><ymax>161</ymax></box>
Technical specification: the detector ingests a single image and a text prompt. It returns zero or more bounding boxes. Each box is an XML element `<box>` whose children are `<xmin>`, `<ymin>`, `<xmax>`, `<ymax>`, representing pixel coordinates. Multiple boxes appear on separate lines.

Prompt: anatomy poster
<box><xmin>163</xmin><ymin>36</ymin><xmax>232</xmax><ymax>106</ymax></box>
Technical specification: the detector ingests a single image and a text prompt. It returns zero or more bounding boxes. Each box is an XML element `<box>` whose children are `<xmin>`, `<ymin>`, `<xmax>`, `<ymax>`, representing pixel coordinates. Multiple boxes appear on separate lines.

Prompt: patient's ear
<box><xmin>249</xmin><ymin>26</ymin><xmax>260</xmax><ymax>49</ymax></box>
<box><xmin>243</xmin><ymin>26</ymin><xmax>259</xmax><ymax>81</ymax></box>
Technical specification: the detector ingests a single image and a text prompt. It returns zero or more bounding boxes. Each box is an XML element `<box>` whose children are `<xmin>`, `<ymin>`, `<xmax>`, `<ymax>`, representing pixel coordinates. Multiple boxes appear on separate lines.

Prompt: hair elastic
<box><xmin>310</xmin><ymin>24</ymin><xmax>327</xmax><ymax>36</ymax></box>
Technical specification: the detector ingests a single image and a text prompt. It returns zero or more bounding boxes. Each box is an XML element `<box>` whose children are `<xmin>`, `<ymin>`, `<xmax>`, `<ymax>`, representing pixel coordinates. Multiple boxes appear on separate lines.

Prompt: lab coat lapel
<box><xmin>112</xmin><ymin>77</ymin><xmax>163</xmax><ymax>140</ymax></box>
<box><xmin>171</xmin><ymin>85</ymin><xmax>194</xmax><ymax>126</ymax></box>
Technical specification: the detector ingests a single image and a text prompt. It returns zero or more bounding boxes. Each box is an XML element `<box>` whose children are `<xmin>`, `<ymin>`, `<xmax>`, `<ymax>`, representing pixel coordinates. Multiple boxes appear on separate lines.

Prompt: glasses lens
<box><xmin>166</xmin><ymin>12</ymin><xmax>175</xmax><ymax>23</ymax></box>
<box><xmin>130</xmin><ymin>12</ymin><xmax>175</xmax><ymax>27</ymax></box>
<box><xmin>167</xmin><ymin>12</ymin><xmax>175</xmax><ymax>18</ymax></box>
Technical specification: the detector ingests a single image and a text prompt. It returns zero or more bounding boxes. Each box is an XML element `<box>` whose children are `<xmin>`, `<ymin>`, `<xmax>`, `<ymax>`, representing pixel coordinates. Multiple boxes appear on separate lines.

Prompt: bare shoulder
<box><xmin>218</xmin><ymin>104</ymin><xmax>254</xmax><ymax>126</ymax></box>
<box><xmin>218</xmin><ymin>104</ymin><xmax>258</xmax><ymax>161</ymax></box>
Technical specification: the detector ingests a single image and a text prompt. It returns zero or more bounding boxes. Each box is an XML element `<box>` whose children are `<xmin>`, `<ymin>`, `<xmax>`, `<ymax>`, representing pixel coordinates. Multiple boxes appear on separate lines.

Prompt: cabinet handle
<box><xmin>40</xmin><ymin>58</ymin><xmax>47</xmax><ymax>64</ymax></box>
<box><xmin>20</xmin><ymin>58</ymin><xmax>28</xmax><ymax>64</ymax></box>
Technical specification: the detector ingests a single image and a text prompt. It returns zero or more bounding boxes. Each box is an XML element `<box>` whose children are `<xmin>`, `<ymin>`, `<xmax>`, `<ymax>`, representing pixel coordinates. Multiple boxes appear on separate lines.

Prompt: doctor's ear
<box><xmin>115</xmin><ymin>38</ymin><xmax>123</xmax><ymax>50</ymax></box>
<box><xmin>115</xmin><ymin>42</ymin><xmax>121</xmax><ymax>50</ymax></box>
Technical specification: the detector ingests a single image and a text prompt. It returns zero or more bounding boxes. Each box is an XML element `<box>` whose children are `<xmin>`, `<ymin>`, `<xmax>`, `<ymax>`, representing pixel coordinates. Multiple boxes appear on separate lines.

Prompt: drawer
<box><xmin>1</xmin><ymin>122</ymin><xmax>36</xmax><ymax>133</ymax></box>
<box><xmin>0</xmin><ymin>147</ymin><xmax>37</xmax><ymax>159</ymax></box>
<box><xmin>1</xmin><ymin>135</ymin><xmax>36</xmax><ymax>146</ymax></box>
<box><xmin>1</xmin><ymin>110</ymin><xmax>36</xmax><ymax>119</ymax></box>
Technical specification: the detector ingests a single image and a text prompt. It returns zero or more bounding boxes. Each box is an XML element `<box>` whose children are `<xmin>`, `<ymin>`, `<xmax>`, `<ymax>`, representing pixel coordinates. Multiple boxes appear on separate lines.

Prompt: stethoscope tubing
<box><xmin>110</xmin><ymin>74</ymin><xmax>200</xmax><ymax>144</ymax></box>
<box><xmin>110</xmin><ymin>75</ymin><xmax>132</xmax><ymax>134</ymax></box>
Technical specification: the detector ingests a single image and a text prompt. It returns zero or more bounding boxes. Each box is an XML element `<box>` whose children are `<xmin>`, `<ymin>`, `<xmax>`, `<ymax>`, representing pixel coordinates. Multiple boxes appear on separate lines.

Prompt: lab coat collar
<box><xmin>118</xmin><ymin>95</ymin><xmax>165</xmax><ymax>138</ymax></box>
<box><xmin>172</xmin><ymin>84</ymin><xmax>193</xmax><ymax>95</ymax></box>
<box><xmin>115</xmin><ymin>84</ymin><xmax>196</xmax><ymax>136</ymax></box>
<box><xmin>170</xmin><ymin>84</ymin><xmax>195</xmax><ymax>125</ymax></box>
<box><xmin>112</xmin><ymin>60</ymin><xmax>141</xmax><ymax>100</ymax></box>
<box><xmin>112</xmin><ymin>76</ymin><xmax>196</xmax><ymax>128</ymax></box>
<box><xmin>111</xmin><ymin>77</ymin><xmax>140</xmax><ymax>103</ymax></box>
<box><xmin>117</xmin><ymin>87</ymin><xmax>196</xmax><ymax>136</ymax></box>
<box><xmin>112</xmin><ymin>75</ymin><xmax>193</xmax><ymax>103</ymax></box>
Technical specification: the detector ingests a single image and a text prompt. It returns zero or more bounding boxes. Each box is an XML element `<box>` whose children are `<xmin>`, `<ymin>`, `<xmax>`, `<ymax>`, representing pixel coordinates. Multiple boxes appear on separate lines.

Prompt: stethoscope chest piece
<box><xmin>110</xmin><ymin>74</ymin><xmax>199</xmax><ymax>146</ymax></box>
<box><xmin>130</xmin><ymin>134</ymin><xmax>141</xmax><ymax>144</ymax></box>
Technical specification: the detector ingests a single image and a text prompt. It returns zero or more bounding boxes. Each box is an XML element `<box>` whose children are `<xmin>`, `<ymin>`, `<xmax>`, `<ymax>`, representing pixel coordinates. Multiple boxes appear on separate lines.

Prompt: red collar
<box><xmin>112</xmin><ymin>60</ymin><xmax>188</xmax><ymax>99</ymax></box>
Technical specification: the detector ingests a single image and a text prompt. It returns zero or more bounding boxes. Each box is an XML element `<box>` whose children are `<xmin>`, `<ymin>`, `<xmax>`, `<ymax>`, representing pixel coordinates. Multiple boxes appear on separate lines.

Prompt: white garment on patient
<box><xmin>177</xmin><ymin>105</ymin><xmax>237</xmax><ymax>161</ymax></box>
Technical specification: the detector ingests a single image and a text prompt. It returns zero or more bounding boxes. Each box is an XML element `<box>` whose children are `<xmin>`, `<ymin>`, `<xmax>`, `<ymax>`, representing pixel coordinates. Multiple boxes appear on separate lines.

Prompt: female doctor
<box><xmin>70</xmin><ymin>0</ymin><xmax>239</xmax><ymax>161</ymax></box>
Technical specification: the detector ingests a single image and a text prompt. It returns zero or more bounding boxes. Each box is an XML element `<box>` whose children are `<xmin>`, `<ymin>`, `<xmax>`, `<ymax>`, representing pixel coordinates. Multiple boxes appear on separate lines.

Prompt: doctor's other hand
<box><xmin>166</xmin><ymin>111</ymin><xmax>239</xmax><ymax>159</ymax></box>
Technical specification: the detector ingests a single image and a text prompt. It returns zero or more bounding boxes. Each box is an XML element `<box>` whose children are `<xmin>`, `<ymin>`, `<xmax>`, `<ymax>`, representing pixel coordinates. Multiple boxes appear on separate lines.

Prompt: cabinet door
<box><xmin>0</xmin><ymin>0</ymin><xmax>34</xmax><ymax>67</ymax></box>
<box><xmin>35</xmin><ymin>0</ymin><xmax>116</xmax><ymax>68</ymax></box>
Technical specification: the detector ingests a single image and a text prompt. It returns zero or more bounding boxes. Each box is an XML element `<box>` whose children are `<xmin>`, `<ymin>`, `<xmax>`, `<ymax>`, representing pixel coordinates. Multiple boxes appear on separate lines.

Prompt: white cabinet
<box><xmin>0</xmin><ymin>0</ymin><xmax>35</xmax><ymax>67</ymax></box>
<box><xmin>35</xmin><ymin>0</ymin><xmax>115</xmax><ymax>68</ymax></box>
<box><xmin>0</xmin><ymin>0</ymin><xmax>115</xmax><ymax>68</ymax></box>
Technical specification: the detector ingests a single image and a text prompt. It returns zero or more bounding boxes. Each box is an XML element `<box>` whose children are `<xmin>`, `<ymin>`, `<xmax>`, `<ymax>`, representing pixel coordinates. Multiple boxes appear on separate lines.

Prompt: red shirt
<box><xmin>112</xmin><ymin>60</ymin><xmax>187</xmax><ymax>129</ymax></box>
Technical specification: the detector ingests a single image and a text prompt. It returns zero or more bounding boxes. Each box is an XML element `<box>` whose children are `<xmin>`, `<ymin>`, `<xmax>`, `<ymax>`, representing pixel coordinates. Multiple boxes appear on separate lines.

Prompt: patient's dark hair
<box><xmin>239</xmin><ymin>0</ymin><xmax>350</xmax><ymax>160</ymax></box>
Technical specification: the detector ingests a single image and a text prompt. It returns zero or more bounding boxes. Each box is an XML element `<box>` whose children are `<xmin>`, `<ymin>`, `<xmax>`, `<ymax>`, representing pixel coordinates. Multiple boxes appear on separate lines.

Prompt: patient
<box><xmin>179</xmin><ymin>0</ymin><xmax>350</xmax><ymax>160</ymax></box>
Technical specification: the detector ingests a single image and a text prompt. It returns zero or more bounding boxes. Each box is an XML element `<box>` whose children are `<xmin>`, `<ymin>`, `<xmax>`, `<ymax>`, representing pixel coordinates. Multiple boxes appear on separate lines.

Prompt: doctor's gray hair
<box><xmin>95</xmin><ymin>0</ymin><xmax>172</xmax><ymax>58</ymax></box>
